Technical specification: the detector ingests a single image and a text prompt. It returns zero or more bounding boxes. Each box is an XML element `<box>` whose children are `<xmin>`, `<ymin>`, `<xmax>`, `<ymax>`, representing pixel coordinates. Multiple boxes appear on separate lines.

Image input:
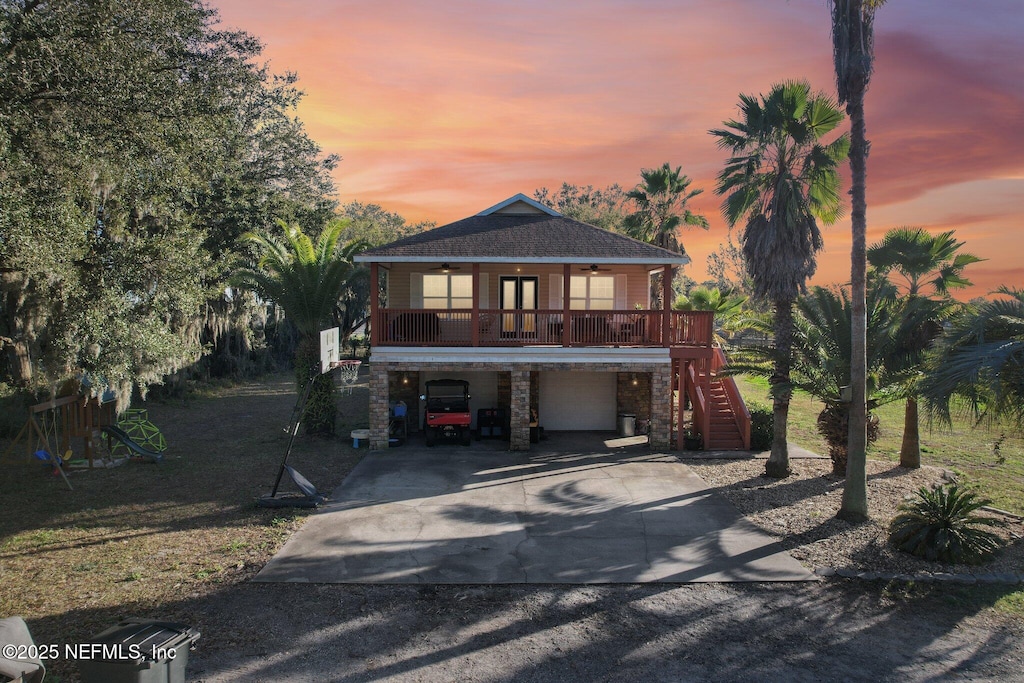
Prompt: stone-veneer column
<box><xmin>369</xmin><ymin>364</ymin><xmax>390</xmax><ymax>449</ymax></box>
<box><xmin>616</xmin><ymin>372</ymin><xmax>651</xmax><ymax>422</ymax></box>
<box><xmin>648</xmin><ymin>363</ymin><xmax>673</xmax><ymax>450</ymax></box>
<box><xmin>509</xmin><ymin>369</ymin><xmax>531</xmax><ymax>450</ymax></box>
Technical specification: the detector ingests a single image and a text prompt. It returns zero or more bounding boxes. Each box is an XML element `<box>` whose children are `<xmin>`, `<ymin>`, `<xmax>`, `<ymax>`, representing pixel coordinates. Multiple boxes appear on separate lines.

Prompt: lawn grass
<box><xmin>0</xmin><ymin>368</ymin><xmax>1019</xmax><ymax>680</ymax></box>
<box><xmin>735</xmin><ymin>375</ymin><xmax>1024</xmax><ymax>515</ymax></box>
<box><xmin>0</xmin><ymin>372</ymin><xmax>368</xmax><ymax>681</ymax></box>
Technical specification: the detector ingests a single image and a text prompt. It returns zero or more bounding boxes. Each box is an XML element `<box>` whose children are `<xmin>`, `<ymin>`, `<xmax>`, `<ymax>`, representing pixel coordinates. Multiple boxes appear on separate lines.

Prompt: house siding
<box><xmin>384</xmin><ymin>263</ymin><xmax>653</xmax><ymax>310</ymax></box>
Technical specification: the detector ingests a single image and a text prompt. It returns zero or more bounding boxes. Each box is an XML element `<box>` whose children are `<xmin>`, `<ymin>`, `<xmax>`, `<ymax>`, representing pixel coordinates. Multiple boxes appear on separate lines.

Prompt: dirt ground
<box><xmin>188</xmin><ymin>581</ymin><xmax>1024</xmax><ymax>682</ymax></box>
<box><xmin>2</xmin><ymin>370</ymin><xmax>1022</xmax><ymax>682</ymax></box>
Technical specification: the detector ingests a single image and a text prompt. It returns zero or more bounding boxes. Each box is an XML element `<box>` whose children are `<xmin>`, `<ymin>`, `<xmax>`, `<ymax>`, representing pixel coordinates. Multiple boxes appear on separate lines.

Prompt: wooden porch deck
<box><xmin>372</xmin><ymin>309</ymin><xmax>715</xmax><ymax>349</ymax></box>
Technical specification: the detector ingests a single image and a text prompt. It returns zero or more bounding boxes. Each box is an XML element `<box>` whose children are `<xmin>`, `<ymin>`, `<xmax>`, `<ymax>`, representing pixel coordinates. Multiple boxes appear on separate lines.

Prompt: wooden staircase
<box><xmin>673</xmin><ymin>346</ymin><xmax>751</xmax><ymax>451</ymax></box>
<box><xmin>706</xmin><ymin>375</ymin><xmax>747</xmax><ymax>450</ymax></box>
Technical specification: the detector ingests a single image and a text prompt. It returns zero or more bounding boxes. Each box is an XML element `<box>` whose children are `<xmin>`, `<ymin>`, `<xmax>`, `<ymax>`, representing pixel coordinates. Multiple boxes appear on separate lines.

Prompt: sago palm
<box><xmin>867</xmin><ymin>227</ymin><xmax>981</xmax><ymax>468</ymax></box>
<box><xmin>710</xmin><ymin>80</ymin><xmax>849</xmax><ymax>478</ymax></box>
<box><xmin>889</xmin><ymin>484</ymin><xmax>1004</xmax><ymax>565</ymax></box>
<box><xmin>234</xmin><ymin>219</ymin><xmax>363</xmax><ymax>434</ymax></box>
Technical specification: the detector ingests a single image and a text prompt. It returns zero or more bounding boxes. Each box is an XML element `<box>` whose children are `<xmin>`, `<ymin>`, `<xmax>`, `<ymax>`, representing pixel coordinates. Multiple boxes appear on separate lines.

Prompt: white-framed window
<box><xmin>422</xmin><ymin>273</ymin><xmax>473</xmax><ymax>309</ymax></box>
<box><xmin>570</xmin><ymin>275</ymin><xmax>615</xmax><ymax>310</ymax></box>
<box><xmin>550</xmin><ymin>273</ymin><xmax>627</xmax><ymax>310</ymax></box>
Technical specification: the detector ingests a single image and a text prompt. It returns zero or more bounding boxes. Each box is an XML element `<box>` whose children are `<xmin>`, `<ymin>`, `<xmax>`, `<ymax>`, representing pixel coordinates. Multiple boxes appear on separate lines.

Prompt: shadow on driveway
<box><xmin>256</xmin><ymin>441</ymin><xmax>815</xmax><ymax>584</ymax></box>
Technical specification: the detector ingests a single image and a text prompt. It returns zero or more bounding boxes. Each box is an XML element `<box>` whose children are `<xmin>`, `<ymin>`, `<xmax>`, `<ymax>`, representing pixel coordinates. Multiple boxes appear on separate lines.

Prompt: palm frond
<box><xmin>920</xmin><ymin>288</ymin><xmax>1024</xmax><ymax>426</ymax></box>
<box><xmin>711</xmin><ymin>81</ymin><xmax>847</xmax><ymax>306</ymax></box>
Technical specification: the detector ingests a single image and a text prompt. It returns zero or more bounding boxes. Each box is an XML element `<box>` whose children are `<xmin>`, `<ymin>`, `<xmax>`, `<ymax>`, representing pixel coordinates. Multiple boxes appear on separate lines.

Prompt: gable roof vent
<box><xmin>477</xmin><ymin>193</ymin><xmax>561</xmax><ymax>217</ymax></box>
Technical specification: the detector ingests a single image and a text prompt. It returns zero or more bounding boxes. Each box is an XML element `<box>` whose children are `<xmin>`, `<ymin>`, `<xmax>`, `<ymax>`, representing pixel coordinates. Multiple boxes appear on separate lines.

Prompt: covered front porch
<box><xmin>368</xmin><ymin>262</ymin><xmax>715</xmax><ymax>350</ymax></box>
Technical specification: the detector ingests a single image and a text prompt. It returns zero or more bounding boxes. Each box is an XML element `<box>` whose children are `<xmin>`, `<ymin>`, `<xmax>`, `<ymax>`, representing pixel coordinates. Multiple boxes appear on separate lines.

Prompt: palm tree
<box><xmin>673</xmin><ymin>286</ymin><xmax>747</xmax><ymax>346</ymax></box>
<box><xmin>234</xmin><ymin>219</ymin><xmax>363</xmax><ymax>434</ymax></box>
<box><xmin>623</xmin><ymin>163</ymin><xmax>708</xmax><ymax>308</ymax></box>
<box><xmin>623</xmin><ymin>163</ymin><xmax>709</xmax><ymax>253</ymax></box>
<box><xmin>867</xmin><ymin>227</ymin><xmax>982</xmax><ymax>468</ymax></box>
<box><xmin>829</xmin><ymin>0</ymin><xmax>887</xmax><ymax>521</ymax></box>
<box><xmin>728</xmin><ymin>283</ymin><xmax>907</xmax><ymax>474</ymax></box>
<box><xmin>919</xmin><ymin>287</ymin><xmax>1024</xmax><ymax>428</ymax></box>
<box><xmin>710</xmin><ymin>80</ymin><xmax>849</xmax><ymax>478</ymax></box>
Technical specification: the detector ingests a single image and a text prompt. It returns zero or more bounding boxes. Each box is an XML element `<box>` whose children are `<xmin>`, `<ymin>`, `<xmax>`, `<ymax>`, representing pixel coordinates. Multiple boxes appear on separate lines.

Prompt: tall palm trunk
<box><xmin>899</xmin><ymin>396</ymin><xmax>921</xmax><ymax>468</ymax></box>
<box><xmin>840</xmin><ymin>84</ymin><xmax>869</xmax><ymax>521</ymax></box>
<box><xmin>766</xmin><ymin>298</ymin><xmax>794</xmax><ymax>477</ymax></box>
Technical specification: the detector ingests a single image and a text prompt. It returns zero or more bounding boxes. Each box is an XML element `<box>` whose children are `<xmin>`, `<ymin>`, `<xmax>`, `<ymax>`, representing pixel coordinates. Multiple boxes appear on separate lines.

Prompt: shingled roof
<box><xmin>355</xmin><ymin>194</ymin><xmax>690</xmax><ymax>266</ymax></box>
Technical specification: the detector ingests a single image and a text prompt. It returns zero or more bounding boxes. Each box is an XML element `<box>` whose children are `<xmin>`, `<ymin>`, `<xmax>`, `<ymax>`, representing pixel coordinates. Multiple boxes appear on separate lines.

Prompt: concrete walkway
<box><xmin>256</xmin><ymin>442</ymin><xmax>814</xmax><ymax>584</ymax></box>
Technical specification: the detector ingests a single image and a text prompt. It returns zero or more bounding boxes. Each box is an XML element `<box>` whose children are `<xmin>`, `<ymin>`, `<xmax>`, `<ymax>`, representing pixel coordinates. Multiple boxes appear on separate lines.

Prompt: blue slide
<box><xmin>101</xmin><ymin>425</ymin><xmax>163</xmax><ymax>463</ymax></box>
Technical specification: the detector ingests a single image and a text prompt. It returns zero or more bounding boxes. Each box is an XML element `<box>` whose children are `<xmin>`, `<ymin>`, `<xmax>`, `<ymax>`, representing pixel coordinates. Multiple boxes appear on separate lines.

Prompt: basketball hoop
<box><xmin>331</xmin><ymin>359</ymin><xmax>362</xmax><ymax>395</ymax></box>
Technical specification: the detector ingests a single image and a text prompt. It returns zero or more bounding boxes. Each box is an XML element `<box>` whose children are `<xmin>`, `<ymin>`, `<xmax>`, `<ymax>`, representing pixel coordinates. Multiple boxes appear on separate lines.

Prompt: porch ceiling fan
<box><xmin>580</xmin><ymin>264</ymin><xmax>611</xmax><ymax>274</ymax></box>
<box><xmin>430</xmin><ymin>262</ymin><xmax>462</xmax><ymax>273</ymax></box>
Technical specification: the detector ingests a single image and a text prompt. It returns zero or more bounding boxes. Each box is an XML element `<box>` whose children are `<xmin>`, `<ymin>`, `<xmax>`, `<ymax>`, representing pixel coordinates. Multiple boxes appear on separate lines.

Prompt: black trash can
<box><xmin>78</xmin><ymin>619</ymin><xmax>200</xmax><ymax>683</ymax></box>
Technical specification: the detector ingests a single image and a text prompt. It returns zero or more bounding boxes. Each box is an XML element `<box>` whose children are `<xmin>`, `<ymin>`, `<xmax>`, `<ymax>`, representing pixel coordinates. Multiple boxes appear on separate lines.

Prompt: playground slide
<box><xmin>101</xmin><ymin>425</ymin><xmax>163</xmax><ymax>463</ymax></box>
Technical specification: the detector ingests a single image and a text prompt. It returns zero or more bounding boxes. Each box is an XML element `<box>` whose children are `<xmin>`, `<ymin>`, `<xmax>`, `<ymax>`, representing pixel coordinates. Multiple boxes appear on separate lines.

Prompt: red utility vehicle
<box><xmin>422</xmin><ymin>379</ymin><xmax>472</xmax><ymax>446</ymax></box>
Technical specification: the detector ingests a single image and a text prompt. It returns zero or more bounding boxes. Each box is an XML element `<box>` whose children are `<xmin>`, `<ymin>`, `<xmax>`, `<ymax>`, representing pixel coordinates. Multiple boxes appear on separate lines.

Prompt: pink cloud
<box><xmin>210</xmin><ymin>1</ymin><xmax>1024</xmax><ymax>296</ymax></box>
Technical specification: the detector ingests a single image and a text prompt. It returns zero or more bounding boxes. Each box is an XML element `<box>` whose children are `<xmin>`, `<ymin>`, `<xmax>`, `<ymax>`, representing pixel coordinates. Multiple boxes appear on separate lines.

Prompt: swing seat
<box><xmin>31</xmin><ymin>449</ymin><xmax>73</xmax><ymax>489</ymax></box>
<box><xmin>33</xmin><ymin>449</ymin><xmax>62</xmax><ymax>471</ymax></box>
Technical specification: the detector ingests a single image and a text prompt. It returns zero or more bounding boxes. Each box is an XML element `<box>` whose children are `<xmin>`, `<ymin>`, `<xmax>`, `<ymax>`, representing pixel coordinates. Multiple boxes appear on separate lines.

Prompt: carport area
<box><xmin>256</xmin><ymin>444</ymin><xmax>815</xmax><ymax>584</ymax></box>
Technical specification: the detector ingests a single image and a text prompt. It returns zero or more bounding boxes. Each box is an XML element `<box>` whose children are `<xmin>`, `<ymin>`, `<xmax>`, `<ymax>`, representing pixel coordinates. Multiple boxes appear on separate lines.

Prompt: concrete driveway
<box><xmin>256</xmin><ymin>437</ymin><xmax>814</xmax><ymax>584</ymax></box>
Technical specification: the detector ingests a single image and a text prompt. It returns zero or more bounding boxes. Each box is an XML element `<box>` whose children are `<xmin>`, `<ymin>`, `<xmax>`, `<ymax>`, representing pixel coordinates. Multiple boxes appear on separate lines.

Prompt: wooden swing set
<box><xmin>2</xmin><ymin>395</ymin><xmax>116</xmax><ymax>490</ymax></box>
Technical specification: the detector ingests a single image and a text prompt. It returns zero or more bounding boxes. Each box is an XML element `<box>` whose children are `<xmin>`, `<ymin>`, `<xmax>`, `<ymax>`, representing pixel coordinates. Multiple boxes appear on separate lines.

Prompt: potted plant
<box><xmin>683</xmin><ymin>428</ymin><xmax>703</xmax><ymax>451</ymax></box>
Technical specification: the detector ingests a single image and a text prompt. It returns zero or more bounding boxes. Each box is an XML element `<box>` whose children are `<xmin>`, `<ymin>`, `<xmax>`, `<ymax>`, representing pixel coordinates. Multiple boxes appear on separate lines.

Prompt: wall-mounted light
<box><xmin>401</xmin><ymin>373</ymin><xmax>410</xmax><ymax>385</ymax></box>
<box><xmin>631</xmin><ymin>373</ymin><xmax>639</xmax><ymax>386</ymax></box>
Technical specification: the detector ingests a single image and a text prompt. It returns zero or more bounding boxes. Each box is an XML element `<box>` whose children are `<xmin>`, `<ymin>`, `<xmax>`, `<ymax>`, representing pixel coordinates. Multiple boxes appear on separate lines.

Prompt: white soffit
<box><xmin>371</xmin><ymin>346</ymin><xmax>671</xmax><ymax>365</ymax></box>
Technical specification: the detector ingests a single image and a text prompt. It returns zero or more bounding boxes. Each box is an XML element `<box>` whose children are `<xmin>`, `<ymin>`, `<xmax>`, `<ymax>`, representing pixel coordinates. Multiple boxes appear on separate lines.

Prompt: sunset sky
<box><xmin>212</xmin><ymin>0</ymin><xmax>1023</xmax><ymax>296</ymax></box>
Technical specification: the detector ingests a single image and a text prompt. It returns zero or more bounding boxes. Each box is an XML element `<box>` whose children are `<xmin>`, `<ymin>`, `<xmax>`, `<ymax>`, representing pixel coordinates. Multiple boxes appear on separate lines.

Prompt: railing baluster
<box><xmin>375</xmin><ymin>308</ymin><xmax>714</xmax><ymax>349</ymax></box>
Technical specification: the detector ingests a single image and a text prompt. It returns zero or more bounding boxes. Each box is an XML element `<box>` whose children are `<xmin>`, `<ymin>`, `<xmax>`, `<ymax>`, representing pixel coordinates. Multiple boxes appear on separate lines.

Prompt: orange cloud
<box><xmin>211</xmin><ymin>0</ymin><xmax>1024</xmax><ymax>297</ymax></box>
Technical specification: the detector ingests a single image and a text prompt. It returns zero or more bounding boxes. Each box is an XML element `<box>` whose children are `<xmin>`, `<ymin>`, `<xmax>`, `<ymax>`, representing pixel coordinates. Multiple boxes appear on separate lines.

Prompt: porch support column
<box><xmin>649</xmin><ymin>362</ymin><xmax>673</xmax><ymax>450</ymax></box>
<box><xmin>369</xmin><ymin>262</ymin><xmax>379</xmax><ymax>347</ymax></box>
<box><xmin>509</xmin><ymin>369</ymin><xmax>531</xmax><ymax>451</ymax></box>
<box><xmin>472</xmin><ymin>263</ymin><xmax>480</xmax><ymax>347</ymax></box>
<box><xmin>562</xmin><ymin>264</ymin><xmax>571</xmax><ymax>347</ymax></box>
<box><xmin>661</xmin><ymin>264</ymin><xmax>672</xmax><ymax>347</ymax></box>
<box><xmin>369</xmin><ymin>363</ymin><xmax>390</xmax><ymax>450</ymax></box>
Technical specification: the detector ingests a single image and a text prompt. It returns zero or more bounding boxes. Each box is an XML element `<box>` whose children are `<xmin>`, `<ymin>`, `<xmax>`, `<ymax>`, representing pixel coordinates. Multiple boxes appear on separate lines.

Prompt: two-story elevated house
<box><xmin>355</xmin><ymin>194</ymin><xmax>750</xmax><ymax>452</ymax></box>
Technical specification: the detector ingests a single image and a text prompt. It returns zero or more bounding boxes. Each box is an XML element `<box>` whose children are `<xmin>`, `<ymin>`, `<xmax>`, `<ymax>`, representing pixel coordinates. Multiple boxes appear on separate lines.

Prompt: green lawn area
<box><xmin>735</xmin><ymin>375</ymin><xmax>1024</xmax><ymax>516</ymax></box>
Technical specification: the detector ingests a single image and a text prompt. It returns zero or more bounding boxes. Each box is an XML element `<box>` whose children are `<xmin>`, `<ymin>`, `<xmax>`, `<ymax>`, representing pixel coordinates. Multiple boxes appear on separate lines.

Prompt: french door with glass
<box><xmin>500</xmin><ymin>276</ymin><xmax>538</xmax><ymax>338</ymax></box>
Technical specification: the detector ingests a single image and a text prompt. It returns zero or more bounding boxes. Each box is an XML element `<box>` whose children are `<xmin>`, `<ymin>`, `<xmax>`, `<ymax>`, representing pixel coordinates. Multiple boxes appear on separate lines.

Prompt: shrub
<box><xmin>888</xmin><ymin>484</ymin><xmax>1005</xmax><ymax>564</ymax></box>
<box><xmin>747</xmin><ymin>401</ymin><xmax>773</xmax><ymax>451</ymax></box>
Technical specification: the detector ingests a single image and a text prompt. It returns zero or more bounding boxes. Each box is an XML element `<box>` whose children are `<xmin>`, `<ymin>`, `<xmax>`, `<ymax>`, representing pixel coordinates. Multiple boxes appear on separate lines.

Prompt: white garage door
<box><xmin>539</xmin><ymin>371</ymin><xmax>617</xmax><ymax>431</ymax></box>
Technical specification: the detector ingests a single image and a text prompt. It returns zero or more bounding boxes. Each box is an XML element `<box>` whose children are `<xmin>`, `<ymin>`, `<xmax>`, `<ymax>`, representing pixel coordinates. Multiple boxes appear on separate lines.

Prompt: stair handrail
<box><xmin>712</xmin><ymin>346</ymin><xmax>751</xmax><ymax>450</ymax></box>
<box><xmin>685</xmin><ymin>360</ymin><xmax>709</xmax><ymax>447</ymax></box>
